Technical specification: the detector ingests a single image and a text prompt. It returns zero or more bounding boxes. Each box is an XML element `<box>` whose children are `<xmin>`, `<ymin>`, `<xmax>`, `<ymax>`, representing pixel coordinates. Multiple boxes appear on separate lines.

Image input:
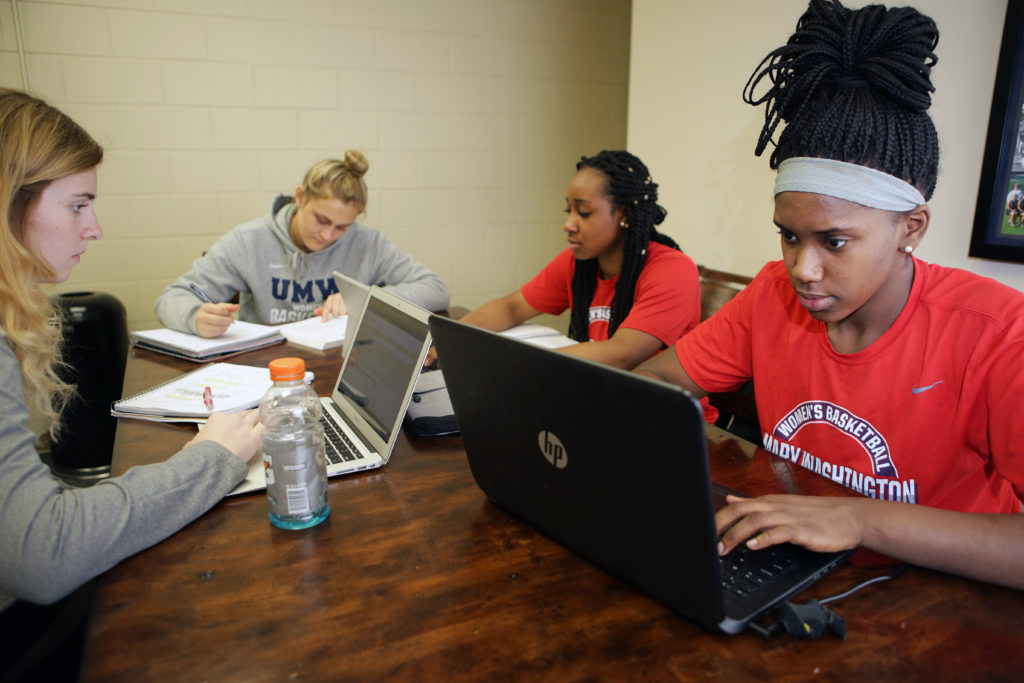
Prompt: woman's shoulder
<box><xmin>918</xmin><ymin>260</ymin><xmax>1024</xmax><ymax>321</ymax></box>
<box><xmin>219</xmin><ymin>208</ymin><xmax>295</xmax><ymax>255</ymax></box>
<box><xmin>643</xmin><ymin>242</ymin><xmax>697</xmax><ymax>272</ymax></box>
<box><xmin>715</xmin><ymin>261</ymin><xmax>796</xmax><ymax>313</ymax></box>
<box><xmin>217</xmin><ymin>218</ymin><xmax>275</xmax><ymax>249</ymax></box>
<box><xmin>224</xmin><ymin>195</ymin><xmax>293</xmax><ymax>237</ymax></box>
<box><xmin>751</xmin><ymin>259</ymin><xmax>788</xmax><ymax>280</ymax></box>
<box><xmin>0</xmin><ymin>336</ymin><xmax>22</xmax><ymax>384</ymax></box>
<box><xmin>547</xmin><ymin>247</ymin><xmax>576</xmax><ymax>268</ymax></box>
<box><xmin>911</xmin><ymin>262</ymin><xmax>1024</xmax><ymax>364</ymax></box>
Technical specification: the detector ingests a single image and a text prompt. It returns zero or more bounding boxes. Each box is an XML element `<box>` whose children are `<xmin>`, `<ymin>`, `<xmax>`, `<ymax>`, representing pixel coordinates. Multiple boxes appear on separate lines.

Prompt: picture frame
<box><xmin>970</xmin><ymin>0</ymin><xmax>1024</xmax><ymax>263</ymax></box>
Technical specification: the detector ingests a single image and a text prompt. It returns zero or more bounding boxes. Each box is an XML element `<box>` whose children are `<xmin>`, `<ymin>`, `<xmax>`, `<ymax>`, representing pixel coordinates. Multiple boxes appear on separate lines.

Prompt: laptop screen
<box><xmin>335</xmin><ymin>293</ymin><xmax>429</xmax><ymax>442</ymax></box>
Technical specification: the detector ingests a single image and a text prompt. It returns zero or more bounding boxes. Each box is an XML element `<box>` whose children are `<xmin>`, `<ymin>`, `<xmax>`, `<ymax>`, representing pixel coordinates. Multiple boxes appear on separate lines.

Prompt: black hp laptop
<box><xmin>429</xmin><ymin>316</ymin><xmax>851</xmax><ymax>634</ymax></box>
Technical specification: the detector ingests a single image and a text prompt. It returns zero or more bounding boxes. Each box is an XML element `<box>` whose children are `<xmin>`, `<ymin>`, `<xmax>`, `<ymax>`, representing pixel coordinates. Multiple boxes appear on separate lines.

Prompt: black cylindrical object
<box><xmin>48</xmin><ymin>292</ymin><xmax>129</xmax><ymax>481</ymax></box>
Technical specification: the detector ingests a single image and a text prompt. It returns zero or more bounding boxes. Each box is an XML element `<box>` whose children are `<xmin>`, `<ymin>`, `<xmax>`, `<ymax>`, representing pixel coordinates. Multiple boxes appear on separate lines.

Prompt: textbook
<box><xmin>130</xmin><ymin>321</ymin><xmax>284</xmax><ymax>362</ymax></box>
<box><xmin>498</xmin><ymin>323</ymin><xmax>575</xmax><ymax>349</ymax></box>
<box><xmin>277</xmin><ymin>315</ymin><xmax>348</xmax><ymax>351</ymax></box>
<box><xmin>111</xmin><ymin>362</ymin><xmax>311</xmax><ymax>423</ymax></box>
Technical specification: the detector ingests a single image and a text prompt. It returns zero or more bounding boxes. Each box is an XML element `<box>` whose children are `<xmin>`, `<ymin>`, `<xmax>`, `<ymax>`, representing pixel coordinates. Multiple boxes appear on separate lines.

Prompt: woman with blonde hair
<box><xmin>0</xmin><ymin>88</ymin><xmax>263</xmax><ymax>676</ymax></box>
<box><xmin>155</xmin><ymin>153</ymin><xmax>450</xmax><ymax>338</ymax></box>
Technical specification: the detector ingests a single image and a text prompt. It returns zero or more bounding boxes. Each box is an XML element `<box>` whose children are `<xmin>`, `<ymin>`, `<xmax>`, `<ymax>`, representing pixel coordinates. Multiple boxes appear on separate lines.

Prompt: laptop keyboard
<box><xmin>321</xmin><ymin>412</ymin><xmax>362</xmax><ymax>465</ymax></box>
<box><xmin>720</xmin><ymin>543</ymin><xmax>797</xmax><ymax>597</ymax></box>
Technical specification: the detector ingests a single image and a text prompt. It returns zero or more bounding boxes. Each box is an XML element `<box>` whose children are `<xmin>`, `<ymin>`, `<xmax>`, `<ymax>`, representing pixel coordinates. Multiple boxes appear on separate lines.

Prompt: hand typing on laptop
<box><xmin>716</xmin><ymin>494</ymin><xmax>867</xmax><ymax>556</ymax></box>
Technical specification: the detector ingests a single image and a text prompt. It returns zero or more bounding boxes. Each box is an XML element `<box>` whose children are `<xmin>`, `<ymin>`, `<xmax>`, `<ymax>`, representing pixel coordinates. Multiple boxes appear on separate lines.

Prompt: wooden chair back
<box><xmin>698</xmin><ymin>265</ymin><xmax>752</xmax><ymax>321</ymax></box>
<box><xmin>696</xmin><ymin>265</ymin><xmax>760</xmax><ymax>442</ymax></box>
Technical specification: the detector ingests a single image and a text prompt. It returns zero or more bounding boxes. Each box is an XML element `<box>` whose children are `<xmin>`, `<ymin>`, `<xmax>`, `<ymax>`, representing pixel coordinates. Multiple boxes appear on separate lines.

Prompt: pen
<box><xmin>189</xmin><ymin>282</ymin><xmax>216</xmax><ymax>304</ymax></box>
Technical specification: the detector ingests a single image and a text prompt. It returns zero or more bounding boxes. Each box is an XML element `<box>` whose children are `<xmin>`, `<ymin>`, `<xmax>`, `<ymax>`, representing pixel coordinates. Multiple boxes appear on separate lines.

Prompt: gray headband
<box><xmin>774</xmin><ymin>157</ymin><xmax>926</xmax><ymax>211</ymax></box>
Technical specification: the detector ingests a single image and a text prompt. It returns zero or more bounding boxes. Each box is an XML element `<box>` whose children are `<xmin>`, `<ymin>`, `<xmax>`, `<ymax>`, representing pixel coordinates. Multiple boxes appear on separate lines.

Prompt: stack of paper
<box><xmin>499</xmin><ymin>323</ymin><xmax>575</xmax><ymax>349</ymax></box>
<box><xmin>277</xmin><ymin>315</ymin><xmax>348</xmax><ymax>351</ymax></box>
<box><xmin>131</xmin><ymin>321</ymin><xmax>283</xmax><ymax>361</ymax></box>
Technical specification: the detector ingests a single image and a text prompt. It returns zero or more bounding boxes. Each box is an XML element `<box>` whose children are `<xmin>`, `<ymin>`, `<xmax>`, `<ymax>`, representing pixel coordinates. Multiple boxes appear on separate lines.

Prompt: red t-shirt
<box><xmin>520</xmin><ymin>242</ymin><xmax>701</xmax><ymax>345</ymax></box>
<box><xmin>674</xmin><ymin>259</ymin><xmax>1024</xmax><ymax>514</ymax></box>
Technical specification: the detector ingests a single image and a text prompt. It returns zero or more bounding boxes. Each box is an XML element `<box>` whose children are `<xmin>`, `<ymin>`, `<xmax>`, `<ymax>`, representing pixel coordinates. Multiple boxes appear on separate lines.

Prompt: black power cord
<box><xmin>747</xmin><ymin>564</ymin><xmax>909</xmax><ymax>640</ymax></box>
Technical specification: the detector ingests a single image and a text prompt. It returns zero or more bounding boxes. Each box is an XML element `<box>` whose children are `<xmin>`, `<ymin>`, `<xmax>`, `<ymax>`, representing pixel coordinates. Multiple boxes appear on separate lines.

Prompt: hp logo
<box><xmin>538</xmin><ymin>430</ymin><xmax>567</xmax><ymax>469</ymax></box>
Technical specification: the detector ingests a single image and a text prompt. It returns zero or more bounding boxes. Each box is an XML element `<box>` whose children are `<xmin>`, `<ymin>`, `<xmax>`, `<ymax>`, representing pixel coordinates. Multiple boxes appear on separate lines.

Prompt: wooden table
<box><xmin>80</xmin><ymin>344</ymin><xmax>1024</xmax><ymax>681</ymax></box>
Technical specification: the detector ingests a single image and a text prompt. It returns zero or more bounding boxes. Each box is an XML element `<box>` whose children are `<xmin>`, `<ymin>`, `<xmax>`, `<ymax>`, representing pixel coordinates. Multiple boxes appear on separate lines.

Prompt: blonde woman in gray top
<box><xmin>0</xmin><ymin>89</ymin><xmax>263</xmax><ymax>675</ymax></box>
<box><xmin>155</xmin><ymin>154</ymin><xmax>451</xmax><ymax>338</ymax></box>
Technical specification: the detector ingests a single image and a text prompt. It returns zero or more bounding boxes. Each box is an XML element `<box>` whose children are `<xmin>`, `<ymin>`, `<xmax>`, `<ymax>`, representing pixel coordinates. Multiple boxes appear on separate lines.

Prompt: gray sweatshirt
<box><xmin>0</xmin><ymin>335</ymin><xmax>247</xmax><ymax>607</ymax></box>
<box><xmin>155</xmin><ymin>195</ymin><xmax>450</xmax><ymax>334</ymax></box>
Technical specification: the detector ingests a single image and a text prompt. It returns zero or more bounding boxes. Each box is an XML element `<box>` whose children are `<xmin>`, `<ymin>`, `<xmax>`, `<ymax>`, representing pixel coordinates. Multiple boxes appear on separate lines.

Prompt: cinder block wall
<box><xmin>0</xmin><ymin>0</ymin><xmax>630</xmax><ymax>330</ymax></box>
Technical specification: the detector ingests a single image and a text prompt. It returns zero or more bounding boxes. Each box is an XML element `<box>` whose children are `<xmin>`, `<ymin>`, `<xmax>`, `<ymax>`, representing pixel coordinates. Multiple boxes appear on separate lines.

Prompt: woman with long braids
<box><xmin>638</xmin><ymin>0</ymin><xmax>1024</xmax><ymax>589</ymax></box>
<box><xmin>457</xmin><ymin>150</ymin><xmax>702</xmax><ymax>371</ymax></box>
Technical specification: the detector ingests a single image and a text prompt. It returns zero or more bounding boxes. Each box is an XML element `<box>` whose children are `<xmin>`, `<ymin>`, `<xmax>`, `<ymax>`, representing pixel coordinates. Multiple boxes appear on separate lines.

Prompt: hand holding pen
<box><xmin>189</xmin><ymin>282</ymin><xmax>240</xmax><ymax>338</ymax></box>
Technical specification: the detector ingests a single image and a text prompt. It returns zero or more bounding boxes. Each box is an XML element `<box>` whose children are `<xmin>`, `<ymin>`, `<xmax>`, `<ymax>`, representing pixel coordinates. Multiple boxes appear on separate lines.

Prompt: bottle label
<box><xmin>263</xmin><ymin>434</ymin><xmax>327</xmax><ymax>519</ymax></box>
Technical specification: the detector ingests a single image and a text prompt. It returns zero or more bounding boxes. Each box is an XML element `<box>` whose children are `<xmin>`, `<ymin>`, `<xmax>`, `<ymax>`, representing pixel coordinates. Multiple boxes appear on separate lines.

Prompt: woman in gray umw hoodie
<box><xmin>155</xmin><ymin>153</ymin><xmax>450</xmax><ymax>338</ymax></box>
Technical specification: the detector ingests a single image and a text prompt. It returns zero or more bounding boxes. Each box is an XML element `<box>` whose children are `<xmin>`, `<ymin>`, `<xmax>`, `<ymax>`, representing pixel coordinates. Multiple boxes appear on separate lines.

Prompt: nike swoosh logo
<box><xmin>912</xmin><ymin>380</ymin><xmax>945</xmax><ymax>395</ymax></box>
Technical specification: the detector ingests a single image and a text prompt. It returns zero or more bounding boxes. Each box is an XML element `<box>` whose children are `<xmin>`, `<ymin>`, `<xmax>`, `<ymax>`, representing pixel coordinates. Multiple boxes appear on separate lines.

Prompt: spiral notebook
<box><xmin>130</xmin><ymin>321</ymin><xmax>284</xmax><ymax>362</ymax></box>
<box><xmin>111</xmin><ymin>362</ymin><xmax>307</xmax><ymax>423</ymax></box>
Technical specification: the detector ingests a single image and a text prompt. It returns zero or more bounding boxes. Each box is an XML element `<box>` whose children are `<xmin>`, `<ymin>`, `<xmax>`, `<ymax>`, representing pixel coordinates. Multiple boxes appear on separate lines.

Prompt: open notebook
<box><xmin>111</xmin><ymin>363</ymin><xmax>311</xmax><ymax>423</ymax></box>
<box><xmin>276</xmin><ymin>272</ymin><xmax>371</xmax><ymax>351</ymax></box>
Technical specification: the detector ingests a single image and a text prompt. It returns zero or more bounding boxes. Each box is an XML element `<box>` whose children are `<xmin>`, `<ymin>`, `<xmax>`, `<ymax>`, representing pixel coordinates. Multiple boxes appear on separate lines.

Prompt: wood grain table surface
<box><xmin>80</xmin><ymin>343</ymin><xmax>1024</xmax><ymax>682</ymax></box>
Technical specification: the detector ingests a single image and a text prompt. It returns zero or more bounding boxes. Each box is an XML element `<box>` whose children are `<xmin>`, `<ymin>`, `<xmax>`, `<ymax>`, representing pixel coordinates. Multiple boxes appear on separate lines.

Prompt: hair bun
<box><xmin>793</xmin><ymin>1</ymin><xmax>938</xmax><ymax>114</ymax></box>
<box><xmin>343</xmin><ymin>149</ymin><xmax>369</xmax><ymax>178</ymax></box>
<box><xmin>744</xmin><ymin>0</ymin><xmax>939</xmax><ymax>159</ymax></box>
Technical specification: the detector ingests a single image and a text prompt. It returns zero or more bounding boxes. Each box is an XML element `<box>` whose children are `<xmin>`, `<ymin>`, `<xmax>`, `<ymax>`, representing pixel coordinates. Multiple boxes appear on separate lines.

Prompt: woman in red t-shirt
<box><xmin>455</xmin><ymin>150</ymin><xmax>701</xmax><ymax>370</ymax></box>
<box><xmin>636</xmin><ymin>0</ymin><xmax>1024</xmax><ymax>590</ymax></box>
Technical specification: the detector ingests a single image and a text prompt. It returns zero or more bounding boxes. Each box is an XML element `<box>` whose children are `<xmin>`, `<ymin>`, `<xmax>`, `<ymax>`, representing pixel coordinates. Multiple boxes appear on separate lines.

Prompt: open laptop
<box><xmin>429</xmin><ymin>316</ymin><xmax>852</xmax><ymax>635</ymax></box>
<box><xmin>230</xmin><ymin>286</ymin><xmax>432</xmax><ymax>495</ymax></box>
<box><xmin>333</xmin><ymin>270</ymin><xmax>370</xmax><ymax>324</ymax></box>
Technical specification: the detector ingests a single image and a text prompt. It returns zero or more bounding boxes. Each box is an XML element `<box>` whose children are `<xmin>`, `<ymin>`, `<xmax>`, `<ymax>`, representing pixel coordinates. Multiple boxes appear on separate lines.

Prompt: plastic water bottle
<box><xmin>259</xmin><ymin>357</ymin><xmax>329</xmax><ymax>530</ymax></box>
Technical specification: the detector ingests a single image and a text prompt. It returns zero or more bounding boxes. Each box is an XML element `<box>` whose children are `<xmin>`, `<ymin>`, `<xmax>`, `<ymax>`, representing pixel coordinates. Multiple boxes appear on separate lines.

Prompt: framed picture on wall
<box><xmin>970</xmin><ymin>0</ymin><xmax>1024</xmax><ymax>263</ymax></box>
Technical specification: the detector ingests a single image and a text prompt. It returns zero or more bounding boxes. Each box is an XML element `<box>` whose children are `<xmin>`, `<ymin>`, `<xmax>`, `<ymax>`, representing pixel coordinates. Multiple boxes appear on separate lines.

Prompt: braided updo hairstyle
<box><xmin>568</xmin><ymin>150</ymin><xmax>680</xmax><ymax>342</ymax></box>
<box><xmin>743</xmin><ymin>0</ymin><xmax>940</xmax><ymax>199</ymax></box>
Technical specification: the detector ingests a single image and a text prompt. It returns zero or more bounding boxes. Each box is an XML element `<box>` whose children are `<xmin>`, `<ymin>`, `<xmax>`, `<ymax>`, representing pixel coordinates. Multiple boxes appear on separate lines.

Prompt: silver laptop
<box><xmin>230</xmin><ymin>286</ymin><xmax>432</xmax><ymax>495</ymax></box>
<box><xmin>333</xmin><ymin>270</ymin><xmax>370</xmax><ymax>323</ymax></box>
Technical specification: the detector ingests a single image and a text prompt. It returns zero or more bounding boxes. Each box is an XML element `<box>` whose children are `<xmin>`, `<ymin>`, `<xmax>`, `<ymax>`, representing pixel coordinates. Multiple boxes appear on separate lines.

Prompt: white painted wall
<box><xmin>628</xmin><ymin>0</ymin><xmax>1024</xmax><ymax>291</ymax></box>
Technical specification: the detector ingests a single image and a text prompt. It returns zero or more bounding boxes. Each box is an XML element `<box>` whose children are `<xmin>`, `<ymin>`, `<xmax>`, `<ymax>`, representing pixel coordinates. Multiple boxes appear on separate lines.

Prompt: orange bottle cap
<box><xmin>268</xmin><ymin>357</ymin><xmax>305</xmax><ymax>381</ymax></box>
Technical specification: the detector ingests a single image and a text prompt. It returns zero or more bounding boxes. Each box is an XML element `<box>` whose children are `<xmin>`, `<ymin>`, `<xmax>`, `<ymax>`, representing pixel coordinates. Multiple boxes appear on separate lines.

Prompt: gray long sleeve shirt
<box><xmin>155</xmin><ymin>195</ymin><xmax>450</xmax><ymax>334</ymax></box>
<box><xmin>0</xmin><ymin>335</ymin><xmax>247</xmax><ymax>607</ymax></box>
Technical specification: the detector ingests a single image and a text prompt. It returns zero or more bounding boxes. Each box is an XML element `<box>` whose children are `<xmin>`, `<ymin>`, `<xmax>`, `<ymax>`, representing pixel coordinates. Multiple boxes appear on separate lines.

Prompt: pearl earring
<box><xmin>903</xmin><ymin>245</ymin><xmax>913</xmax><ymax>254</ymax></box>
<box><xmin>620</xmin><ymin>221</ymin><xmax>628</xmax><ymax>228</ymax></box>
